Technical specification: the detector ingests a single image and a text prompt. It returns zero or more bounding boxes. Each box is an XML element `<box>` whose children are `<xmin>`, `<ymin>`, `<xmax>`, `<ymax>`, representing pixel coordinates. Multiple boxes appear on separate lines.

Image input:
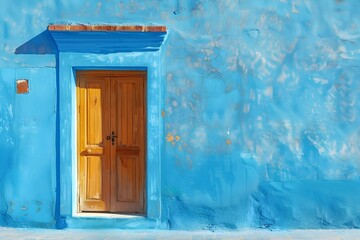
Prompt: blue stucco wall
<box><xmin>0</xmin><ymin>68</ymin><xmax>56</xmax><ymax>227</ymax></box>
<box><xmin>1</xmin><ymin>0</ymin><xmax>360</xmax><ymax>230</ymax></box>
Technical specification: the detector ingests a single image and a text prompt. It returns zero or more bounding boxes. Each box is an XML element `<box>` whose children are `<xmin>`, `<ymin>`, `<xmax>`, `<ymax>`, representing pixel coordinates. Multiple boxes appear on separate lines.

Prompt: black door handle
<box><xmin>111</xmin><ymin>131</ymin><xmax>117</xmax><ymax>145</ymax></box>
<box><xmin>106</xmin><ymin>131</ymin><xmax>117</xmax><ymax>145</ymax></box>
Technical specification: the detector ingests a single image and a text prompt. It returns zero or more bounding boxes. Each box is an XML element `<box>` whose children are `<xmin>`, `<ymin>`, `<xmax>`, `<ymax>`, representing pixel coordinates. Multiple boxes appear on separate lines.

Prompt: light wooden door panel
<box><xmin>77</xmin><ymin>76</ymin><xmax>111</xmax><ymax>212</ymax></box>
<box><xmin>77</xmin><ymin>71</ymin><xmax>146</xmax><ymax>214</ymax></box>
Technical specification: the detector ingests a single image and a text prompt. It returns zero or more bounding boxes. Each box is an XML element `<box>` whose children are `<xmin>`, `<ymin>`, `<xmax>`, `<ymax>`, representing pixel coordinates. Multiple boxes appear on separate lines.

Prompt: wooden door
<box><xmin>110</xmin><ymin>76</ymin><xmax>145</xmax><ymax>213</ymax></box>
<box><xmin>77</xmin><ymin>70</ymin><xmax>146</xmax><ymax>214</ymax></box>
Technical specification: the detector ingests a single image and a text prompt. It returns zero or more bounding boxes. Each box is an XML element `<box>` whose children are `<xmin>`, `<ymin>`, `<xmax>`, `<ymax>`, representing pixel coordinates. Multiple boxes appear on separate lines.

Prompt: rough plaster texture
<box><xmin>0</xmin><ymin>68</ymin><xmax>56</xmax><ymax>227</ymax></box>
<box><xmin>0</xmin><ymin>0</ymin><xmax>360</xmax><ymax>230</ymax></box>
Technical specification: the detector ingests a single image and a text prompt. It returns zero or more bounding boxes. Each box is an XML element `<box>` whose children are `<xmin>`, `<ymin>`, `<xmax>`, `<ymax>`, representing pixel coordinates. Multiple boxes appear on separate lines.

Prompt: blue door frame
<box><xmin>54</xmin><ymin>52</ymin><xmax>164</xmax><ymax>228</ymax></box>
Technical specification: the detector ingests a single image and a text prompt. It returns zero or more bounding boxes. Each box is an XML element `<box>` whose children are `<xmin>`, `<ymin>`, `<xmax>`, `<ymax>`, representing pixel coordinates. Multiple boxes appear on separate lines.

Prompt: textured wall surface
<box><xmin>0</xmin><ymin>68</ymin><xmax>56</xmax><ymax>227</ymax></box>
<box><xmin>0</xmin><ymin>0</ymin><xmax>360</xmax><ymax>229</ymax></box>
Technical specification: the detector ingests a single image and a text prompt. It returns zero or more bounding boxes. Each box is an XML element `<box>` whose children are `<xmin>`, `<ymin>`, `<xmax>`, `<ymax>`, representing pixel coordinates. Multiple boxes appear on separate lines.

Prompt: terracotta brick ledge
<box><xmin>48</xmin><ymin>25</ymin><xmax>166</xmax><ymax>32</ymax></box>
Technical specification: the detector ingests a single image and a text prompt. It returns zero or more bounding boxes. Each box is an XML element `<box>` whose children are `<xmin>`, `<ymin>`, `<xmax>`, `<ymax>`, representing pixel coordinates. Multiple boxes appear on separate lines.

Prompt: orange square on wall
<box><xmin>16</xmin><ymin>79</ymin><xmax>29</xmax><ymax>94</ymax></box>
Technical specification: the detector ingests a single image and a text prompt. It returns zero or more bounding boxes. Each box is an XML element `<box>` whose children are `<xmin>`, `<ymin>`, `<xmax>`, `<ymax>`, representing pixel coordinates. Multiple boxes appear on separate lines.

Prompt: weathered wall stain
<box><xmin>166</xmin><ymin>132</ymin><xmax>180</xmax><ymax>145</ymax></box>
<box><xmin>0</xmin><ymin>0</ymin><xmax>360</xmax><ymax>230</ymax></box>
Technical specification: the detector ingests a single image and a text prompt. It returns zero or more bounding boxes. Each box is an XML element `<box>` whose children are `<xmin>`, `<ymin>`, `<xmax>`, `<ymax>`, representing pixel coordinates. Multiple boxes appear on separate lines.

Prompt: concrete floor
<box><xmin>0</xmin><ymin>228</ymin><xmax>360</xmax><ymax>240</ymax></box>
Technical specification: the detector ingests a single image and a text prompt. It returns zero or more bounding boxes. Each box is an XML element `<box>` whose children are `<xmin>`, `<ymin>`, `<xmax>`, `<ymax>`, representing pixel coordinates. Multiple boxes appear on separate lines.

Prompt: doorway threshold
<box><xmin>73</xmin><ymin>212</ymin><xmax>145</xmax><ymax>219</ymax></box>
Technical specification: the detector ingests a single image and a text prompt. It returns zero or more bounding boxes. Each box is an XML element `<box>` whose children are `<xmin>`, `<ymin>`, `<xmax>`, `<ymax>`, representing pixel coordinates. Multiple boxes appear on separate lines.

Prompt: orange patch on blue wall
<box><xmin>16</xmin><ymin>79</ymin><xmax>29</xmax><ymax>94</ymax></box>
